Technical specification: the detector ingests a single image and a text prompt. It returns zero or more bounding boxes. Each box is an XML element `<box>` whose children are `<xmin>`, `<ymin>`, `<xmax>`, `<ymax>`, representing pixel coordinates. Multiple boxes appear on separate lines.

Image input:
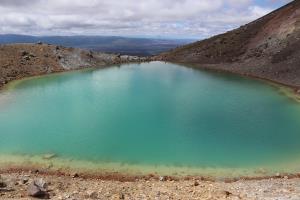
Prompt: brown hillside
<box><xmin>159</xmin><ymin>0</ymin><xmax>300</xmax><ymax>88</ymax></box>
<box><xmin>0</xmin><ymin>43</ymin><xmax>147</xmax><ymax>88</ymax></box>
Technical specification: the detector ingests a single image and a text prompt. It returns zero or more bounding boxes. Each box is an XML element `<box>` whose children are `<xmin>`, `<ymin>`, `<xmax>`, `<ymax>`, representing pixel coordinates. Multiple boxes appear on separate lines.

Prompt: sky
<box><xmin>0</xmin><ymin>0</ymin><xmax>293</xmax><ymax>39</ymax></box>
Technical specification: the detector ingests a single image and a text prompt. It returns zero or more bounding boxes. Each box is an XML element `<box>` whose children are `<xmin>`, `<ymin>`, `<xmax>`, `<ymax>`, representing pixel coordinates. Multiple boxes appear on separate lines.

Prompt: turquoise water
<box><xmin>1</xmin><ymin>62</ymin><xmax>300</xmax><ymax>170</ymax></box>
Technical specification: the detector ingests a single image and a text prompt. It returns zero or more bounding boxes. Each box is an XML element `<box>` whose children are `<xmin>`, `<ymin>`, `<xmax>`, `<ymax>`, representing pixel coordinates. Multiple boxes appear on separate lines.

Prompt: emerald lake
<box><xmin>1</xmin><ymin>62</ymin><xmax>300</xmax><ymax>176</ymax></box>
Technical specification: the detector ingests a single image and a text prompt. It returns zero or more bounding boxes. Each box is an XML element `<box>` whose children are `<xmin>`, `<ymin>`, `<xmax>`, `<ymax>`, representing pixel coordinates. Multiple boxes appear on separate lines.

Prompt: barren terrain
<box><xmin>0</xmin><ymin>43</ymin><xmax>147</xmax><ymax>89</ymax></box>
<box><xmin>158</xmin><ymin>0</ymin><xmax>300</xmax><ymax>89</ymax></box>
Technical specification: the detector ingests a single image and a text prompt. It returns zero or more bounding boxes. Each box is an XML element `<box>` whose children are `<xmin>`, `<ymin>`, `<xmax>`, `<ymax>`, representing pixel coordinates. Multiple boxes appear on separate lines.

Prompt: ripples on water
<box><xmin>1</xmin><ymin>62</ymin><xmax>300</xmax><ymax>175</ymax></box>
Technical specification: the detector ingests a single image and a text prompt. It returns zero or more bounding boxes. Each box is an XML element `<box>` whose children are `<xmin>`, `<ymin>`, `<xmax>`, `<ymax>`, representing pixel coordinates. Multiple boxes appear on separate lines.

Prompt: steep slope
<box><xmin>159</xmin><ymin>0</ymin><xmax>300</xmax><ymax>87</ymax></box>
<box><xmin>0</xmin><ymin>43</ymin><xmax>147</xmax><ymax>88</ymax></box>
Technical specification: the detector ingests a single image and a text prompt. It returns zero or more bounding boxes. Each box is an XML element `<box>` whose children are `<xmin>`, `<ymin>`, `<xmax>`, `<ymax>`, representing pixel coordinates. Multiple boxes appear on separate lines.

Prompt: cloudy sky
<box><xmin>0</xmin><ymin>0</ymin><xmax>292</xmax><ymax>39</ymax></box>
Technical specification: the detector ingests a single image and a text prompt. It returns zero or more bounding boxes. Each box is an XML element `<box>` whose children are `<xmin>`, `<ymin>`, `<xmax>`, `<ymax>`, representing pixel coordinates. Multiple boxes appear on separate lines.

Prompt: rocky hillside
<box><xmin>0</xmin><ymin>43</ymin><xmax>147</xmax><ymax>88</ymax></box>
<box><xmin>159</xmin><ymin>0</ymin><xmax>300</xmax><ymax>88</ymax></box>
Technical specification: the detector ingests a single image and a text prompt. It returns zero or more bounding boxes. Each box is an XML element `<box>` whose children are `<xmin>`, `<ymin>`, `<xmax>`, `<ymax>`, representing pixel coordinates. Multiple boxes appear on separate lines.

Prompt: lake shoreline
<box><xmin>1</xmin><ymin>167</ymin><xmax>300</xmax><ymax>199</ymax></box>
<box><xmin>2</xmin><ymin>60</ymin><xmax>300</xmax><ymax>199</ymax></box>
<box><xmin>1</xmin><ymin>61</ymin><xmax>300</xmax><ymax>180</ymax></box>
<box><xmin>1</xmin><ymin>153</ymin><xmax>300</xmax><ymax>198</ymax></box>
<box><xmin>1</xmin><ymin>153</ymin><xmax>300</xmax><ymax>182</ymax></box>
<box><xmin>2</xmin><ymin>60</ymin><xmax>300</xmax><ymax>102</ymax></box>
<box><xmin>171</xmin><ymin>61</ymin><xmax>300</xmax><ymax>102</ymax></box>
<box><xmin>2</xmin><ymin>164</ymin><xmax>300</xmax><ymax>182</ymax></box>
<box><xmin>0</xmin><ymin>43</ymin><xmax>149</xmax><ymax>90</ymax></box>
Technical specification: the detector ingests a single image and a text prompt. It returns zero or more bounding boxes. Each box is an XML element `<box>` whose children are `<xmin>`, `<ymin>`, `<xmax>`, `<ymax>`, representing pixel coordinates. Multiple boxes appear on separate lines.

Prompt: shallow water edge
<box><xmin>2</xmin><ymin>61</ymin><xmax>300</xmax><ymax>102</ymax></box>
<box><xmin>173</xmin><ymin>62</ymin><xmax>300</xmax><ymax>103</ymax></box>
<box><xmin>2</xmin><ymin>153</ymin><xmax>300</xmax><ymax>180</ymax></box>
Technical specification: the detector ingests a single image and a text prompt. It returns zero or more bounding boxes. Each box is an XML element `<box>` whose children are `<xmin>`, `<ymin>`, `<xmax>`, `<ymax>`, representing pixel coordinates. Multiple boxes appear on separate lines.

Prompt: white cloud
<box><xmin>0</xmin><ymin>0</ymin><xmax>292</xmax><ymax>39</ymax></box>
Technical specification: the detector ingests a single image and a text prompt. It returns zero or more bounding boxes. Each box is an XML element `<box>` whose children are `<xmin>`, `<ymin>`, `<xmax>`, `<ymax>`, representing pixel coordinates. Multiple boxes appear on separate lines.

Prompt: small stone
<box><xmin>194</xmin><ymin>181</ymin><xmax>200</xmax><ymax>186</ymax></box>
<box><xmin>119</xmin><ymin>192</ymin><xmax>125</xmax><ymax>199</ymax></box>
<box><xmin>255</xmin><ymin>168</ymin><xmax>267</xmax><ymax>174</ymax></box>
<box><xmin>72</xmin><ymin>173</ymin><xmax>79</xmax><ymax>178</ymax></box>
<box><xmin>223</xmin><ymin>191</ymin><xmax>233</xmax><ymax>197</ymax></box>
<box><xmin>35</xmin><ymin>178</ymin><xmax>47</xmax><ymax>189</ymax></box>
<box><xmin>20</xmin><ymin>51</ymin><xmax>29</xmax><ymax>56</ymax></box>
<box><xmin>27</xmin><ymin>182</ymin><xmax>49</xmax><ymax>199</ymax></box>
<box><xmin>42</xmin><ymin>153</ymin><xmax>56</xmax><ymax>160</ymax></box>
<box><xmin>0</xmin><ymin>181</ymin><xmax>7</xmax><ymax>188</ymax></box>
<box><xmin>47</xmin><ymin>163</ymin><xmax>54</xmax><ymax>169</ymax></box>
<box><xmin>22</xmin><ymin>177</ymin><xmax>29</xmax><ymax>184</ymax></box>
<box><xmin>87</xmin><ymin>51</ymin><xmax>94</xmax><ymax>58</ymax></box>
<box><xmin>29</xmin><ymin>53</ymin><xmax>36</xmax><ymax>58</ymax></box>
<box><xmin>23</xmin><ymin>55</ymin><xmax>30</xmax><ymax>61</ymax></box>
<box><xmin>159</xmin><ymin>176</ymin><xmax>166</xmax><ymax>181</ymax></box>
<box><xmin>87</xmin><ymin>191</ymin><xmax>98</xmax><ymax>199</ymax></box>
<box><xmin>73</xmin><ymin>191</ymin><xmax>79</xmax><ymax>194</ymax></box>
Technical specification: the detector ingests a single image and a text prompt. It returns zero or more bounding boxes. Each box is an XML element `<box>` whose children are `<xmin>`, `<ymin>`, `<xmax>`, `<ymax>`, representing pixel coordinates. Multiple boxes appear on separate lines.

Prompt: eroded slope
<box><xmin>159</xmin><ymin>0</ymin><xmax>300</xmax><ymax>87</ymax></box>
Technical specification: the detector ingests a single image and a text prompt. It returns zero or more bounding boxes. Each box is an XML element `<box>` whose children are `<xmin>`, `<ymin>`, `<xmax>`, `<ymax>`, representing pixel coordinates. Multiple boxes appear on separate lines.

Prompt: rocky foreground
<box><xmin>0</xmin><ymin>171</ymin><xmax>300</xmax><ymax>200</ymax></box>
<box><xmin>0</xmin><ymin>43</ymin><xmax>148</xmax><ymax>88</ymax></box>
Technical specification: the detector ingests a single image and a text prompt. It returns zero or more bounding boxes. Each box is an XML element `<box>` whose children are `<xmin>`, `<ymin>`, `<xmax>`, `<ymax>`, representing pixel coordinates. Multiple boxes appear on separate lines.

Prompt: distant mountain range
<box><xmin>0</xmin><ymin>34</ymin><xmax>194</xmax><ymax>56</ymax></box>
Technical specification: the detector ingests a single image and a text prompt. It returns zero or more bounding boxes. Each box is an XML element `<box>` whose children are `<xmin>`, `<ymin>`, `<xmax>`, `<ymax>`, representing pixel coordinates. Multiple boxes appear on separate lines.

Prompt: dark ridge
<box><xmin>158</xmin><ymin>0</ymin><xmax>300</xmax><ymax>88</ymax></box>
